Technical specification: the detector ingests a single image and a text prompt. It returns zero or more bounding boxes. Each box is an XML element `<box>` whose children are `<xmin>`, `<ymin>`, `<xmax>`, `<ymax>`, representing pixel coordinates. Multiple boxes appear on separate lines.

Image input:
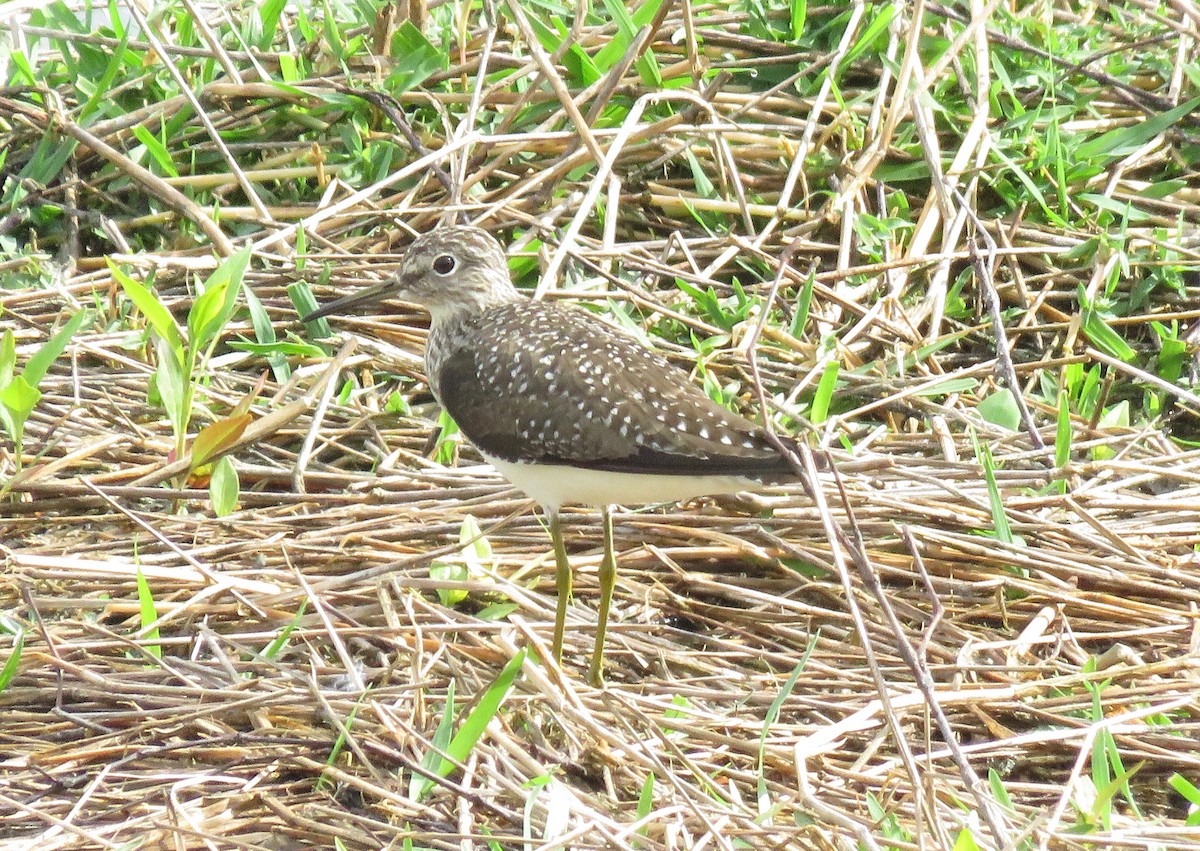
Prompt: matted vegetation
<box><xmin>2</xmin><ymin>0</ymin><xmax>1199</xmax><ymax>848</ymax></box>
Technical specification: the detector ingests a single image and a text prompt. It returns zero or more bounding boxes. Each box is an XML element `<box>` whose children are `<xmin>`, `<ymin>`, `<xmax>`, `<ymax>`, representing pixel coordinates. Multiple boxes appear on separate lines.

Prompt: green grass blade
<box><xmin>431</xmin><ymin>649</ymin><xmax>527</xmax><ymax>787</ymax></box>
<box><xmin>1078</xmin><ymin>285</ymin><xmax>1136</xmax><ymax>362</ymax></box>
<box><xmin>23</xmin><ymin>309</ymin><xmax>88</xmax><ymax>387</ymax></box>
<box><xmin>385</xmin><ymin>21</ymin><xmax>449</xmax><ymax>93</ymax></box>
<box><xmin>322</xmin><ymin>695</ymin><xmax>367</xmax><ymax>789</ymax></box>
<box><xmin>110</xmin><ymin>261</ymin><xmax>184</xmax><ymax>354</ymax></box>
<box><xmin>132</xmin><ymin>124</ymin><xmax>180</xmax><ymax>177</ymax></box>
<box><xmin>971</xmin><ymin>430</ymin><xmax>1013</xmax><ymax>546</ymax></box>
<box><xmin>1168</xmin><ymin>774</ymin><xmax>1200</xmax><ymax>826</ymax></box>
<box><xmin>810</xmin><ymin>360</ymin><xmax>838</xmax><ymax>423</ymax></box>
<box><xmin>0</xmin><ymin>623</ymin><xmax>24</xmax><ymax>691</ymax></box>
<box><xmin>1054</xmin><ymin>390</ymin><xmax>1071</xmax><ymax>495</ymax></box>
<box><xmin>189</xmin><ymin>246</ymin><xmax>252</xmax><ymax>352</ymax></box>
<box><xmin>260</xmin><ymin>601</ymin><xmax>308</xmax><ymax>661</ymax></box>
<box><xmin>135</xmin><ymin>568</ymin><xmax>162</xmax><ymax>660</ymax></box>
<box><xmin>412</xmin><ymin>680</ymin><xmax>457</xmax><ymax>801</ymax></box>
<box><xmin>1076</xmin><ymin>97</ymin><xmax>1200</xmax><ymax>161</ymax></box>
<box><xmin>758</xmin><ymin>654</ymin><xmax>810</xmax><ymax>805</ymax></box>
<box><xmin>634</xmin><ymin>773</ymin><xmax>654</xmax><ymax>845</ymax></box>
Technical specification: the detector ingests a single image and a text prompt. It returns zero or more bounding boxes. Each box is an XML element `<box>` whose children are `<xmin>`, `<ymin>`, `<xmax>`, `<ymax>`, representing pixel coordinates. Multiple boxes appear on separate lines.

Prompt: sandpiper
<box><xmin>305</xmin><ymin>225</ymin><xmax>797</xmax><ymax>684</ymax></box>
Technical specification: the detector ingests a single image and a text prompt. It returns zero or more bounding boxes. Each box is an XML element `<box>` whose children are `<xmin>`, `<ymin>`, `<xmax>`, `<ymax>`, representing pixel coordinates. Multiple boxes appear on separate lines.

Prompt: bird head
<box><xmin>303</xmin><ymin>225</ymin><xmax>518</xmax><ymax>325</ymax></box>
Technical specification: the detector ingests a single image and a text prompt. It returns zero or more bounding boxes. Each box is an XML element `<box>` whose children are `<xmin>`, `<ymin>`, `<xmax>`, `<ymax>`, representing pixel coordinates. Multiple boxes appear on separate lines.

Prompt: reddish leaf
<box><xmin>190</xmin><ymin>412</ymin><xmax>252</xmax><ymax>470</ymax></box>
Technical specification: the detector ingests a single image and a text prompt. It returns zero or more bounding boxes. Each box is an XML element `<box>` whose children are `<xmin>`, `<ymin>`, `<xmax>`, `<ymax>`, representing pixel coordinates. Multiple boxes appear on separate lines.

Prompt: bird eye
<box><xmin>433</xmin><ymin>254</ymin><xmax>457</xmax><ymax>275</ymax></box>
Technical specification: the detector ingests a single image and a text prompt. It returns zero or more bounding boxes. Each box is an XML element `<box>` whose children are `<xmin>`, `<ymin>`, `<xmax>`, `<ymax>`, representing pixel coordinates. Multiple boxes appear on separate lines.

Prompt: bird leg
<box><xmin>588</xmin><ymin>505</ymin><xmax>617</xmax><ymax>686</ymax></box>
<box><xmin>548</xmin><ymin>510</ymin><xmax>572</xmax><ymax>663</ymax></box>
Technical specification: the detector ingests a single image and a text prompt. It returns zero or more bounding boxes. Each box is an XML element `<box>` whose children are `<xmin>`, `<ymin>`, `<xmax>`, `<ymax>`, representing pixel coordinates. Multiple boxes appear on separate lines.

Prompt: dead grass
<box><xmin>3</xmin><ymin>1</ymin><xmax>1200</xmax><ymax>849</ymax></box>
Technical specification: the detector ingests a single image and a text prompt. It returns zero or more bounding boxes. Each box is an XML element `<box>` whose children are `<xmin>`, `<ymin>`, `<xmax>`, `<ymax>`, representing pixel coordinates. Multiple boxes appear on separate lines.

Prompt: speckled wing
<box><xmin>431</xmin><ymin>301</ymin><xmax>795</xmax><ymax>478</ymax></box>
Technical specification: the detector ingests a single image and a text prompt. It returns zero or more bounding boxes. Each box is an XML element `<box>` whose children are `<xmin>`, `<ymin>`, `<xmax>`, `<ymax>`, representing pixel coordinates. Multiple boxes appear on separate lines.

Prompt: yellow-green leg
<box><xmin>548</xmin><ymin>510</ymin><xmax>572</xmax><ymax>663</ymax></box>
<box><xmin>587</xmin><ymin>506</ymin><xmax>617</xmax><ymax>687</ymax></box>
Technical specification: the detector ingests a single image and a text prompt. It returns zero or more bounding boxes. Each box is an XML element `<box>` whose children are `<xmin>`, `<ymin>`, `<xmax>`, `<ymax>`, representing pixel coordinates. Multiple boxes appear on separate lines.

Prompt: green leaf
<box><xmin>790</xmin><ymin>0</ymin><xmax>807</xmax><ymax>40</ymax></box>
<box><xmin>6</xmin><ymin>46</ymin><xmax>36</xmax><ymax>86</ymax></box>
<box><xmin>972</xmin><ymin>430</ymin><xmax>1014</xmax><ymax>548</ymax></box>
<box><xmin>0</xmin><ymin>329</ymin><xmax>16</xmax><ymax>387</ymax></box>
<box><xmin>242</xmin><ymin>284</ymin><xmax>290</xmax><ymax>382</ymax></box>
<box><xmin>228</xmin><ymin>339</ymin><xmax>328</xmax><ymax>358</ymax></box>
<box><xmin>153</xmin><ymin>334</ymin><xmax>190</xmax><ymax>448</ymax></box>
<box><xmin>1078</xmin><ymin>285</ymin><xmax>1136</xmax><ymax>362</ymax></box>
<box><xmin>23</xmin><ymin>310</ymin><xmax>88</xmax><ymax>387</ymax></box>
<box><xmin>435</xmin><ymin>409</ymin><xmax>460</xmax><ymax>465</ymax></box>
<box><xmin>475</xmin><ymin>602</ymin><xmax>518</xmax><ymax>621</ymax></box>
<box><xmin>758</xmin><ymin>656</ymin><xmax>809</xmax><ymax>807</ymax></box>
<box><xmin>323</xmin><ymin>695</ymin><xmax>366</xmax><ymax>786</ymax></box>
<box><xmin>412</xmin><ymin>680</ymin><xmax>457</xmax><ymax>801</ymax></box>
<box><xmin>258</xmin><ymin>0</ymin><xmax>288</xmax><ymax>49</ymax></box>
<box><xmin>893</xmin><ymin>329</ymin><xmax>975</xmax><ymax>374</ymax></box>
<box><xmin>530</xmin><ymin>17</ymin><xmax>599</xmax><ymax>84</ymax></box>
<box><xmin>841</xmin><ymin>3</ymin><xmax>895</xmax><ymax>70</ymax></box>
<box><xmin>810</xmin><ymin>361</ymin><xmax>839</xmax><ymax>423</ymax></box>
<box><xmin>135</xmin><ymin>568</ymin><xmax>162</xmax><ymax>659</ymax></box>
<box><xmin>989</xmin><ymin>141</ymin><xmax>1063</xmax><ymax>226</ymax></box>
<box><xmin>188</xmin><ymin>246</ymin><xmax>251</xmax><ymax>352</ymax></box>
<box><xmin>1054</xmin><ymin>391</ymin><xmax>1071</xmax><ymax>495</ymax></box>
<box><xmin>977</xmin><ymin>388</ymin><xmax>1020</xmax><ymax>431</ymax></box>
<box><xmin>260</xmin><ymin>600</ymin><xmax>309</xmax><ymax>661</ymax></box>
<box><xmin>413</xmin><ymin>648</ymin><xmax>526</xmax><ymax>801</ymax></box>
<box><xmin>385</xmin><ymin>391</ymin><xmax>411</xmax><ymax>415</ymax></box>
<box><xmin>911</xmin><ymin>377</ymin><xmax>978</xmax><ymax>396</ymax></box>
<box><xmin>635</xmin><ymin>773</ymin><xmax>654</xmax><ymax>843</ymax></box>
<box><xmin>1098</xmin><ymin>400</ymin><xmax>1130</xmax><ymax>430</ymax></box>
<box><xmin>111</xmin><ymin>261</ymin><xmax>184</xmax><ymax>355</ymax></box>
<box><xmin>0</xmin><ymin>375</ymin><xmax>40</xmax><ymax>434</ymax></box>
<box><xmin>0</xmin><ymin>624</ymin><xmax>23</xmax><ymax>691</ymax></box>
<box><xmin>1076</xmin><ymin>97</ymin><xmax>1200</xmax><ymax>161</ymax></box>
<box><xmin>1138</xmin><ymin>179</ymin><xmax>1188</xmax><ymax>199</ymax></box>
<box><xmin>430</xmin><ymin>560</ymin><xmax>469</xmax><ymax>607</ymax></box>
<box><xmin>790</xmin><ymin>271</ymin><xmax>815</xmax><ymax>338</ymax></box>
<box><xmin>1168</xmin><ymin>774</ymin><xmax>1200</xmax><ymax>826</ymax></box>
<box><xmin>289</xmin><ymin>279</ymin><xmax>332</xmax><ymax>341</ymax></box>
<box><xmin>1079</xmin><ymin>193</ymin><xmax>1151</xmax><ymax>221</ymax></box>
<box><xmin>988</xmin><ymin>768</ymin><xmax>1015</xmax><ymax>812</ymax></box>
<box><xmin>209</xmin><ymin>455</ymin><xmax>239</xmax><ymax>516</ymax></box>
<box><xmin>386</xmin><ymin>21</ymin><xmax>449</xmax><ymax>93</ymax></box>
<box><xmin>77</xmin><ymin>15</ymin><xmax>133</xmax><ymax>120</ymax></box>
<box><xmin>952</xmin><ymin>827</ymin><xmax>982</xmax><ymax>851</ymax></box>
<box><xmin>443</xmin><ymin>649</ymin><xmax>525</xmax><ymax>764</ymax></box>
<box><xmin>595</xmin><ymin>0</ymin><xmax>664</xmax><ymax>86</ymax></box>
<box><xmin>460</xmin><ymin>514</ymin><xmax>494</xmax><ymax>577</ymax></box>
<box><xmin>18</xmin><ymin>134</ymin><xmax>77</xmax><ymax>187</ymax></box>
<box><xmin>132</xmin><ymin>123</ymin><xmax>179</xmax><ymax>177</ymax></box>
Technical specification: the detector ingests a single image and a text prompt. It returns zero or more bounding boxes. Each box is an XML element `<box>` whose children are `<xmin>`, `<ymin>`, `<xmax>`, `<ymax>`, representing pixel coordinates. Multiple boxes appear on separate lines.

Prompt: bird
<box><xmin>304</xmin><ymin>224</ymin><xmax>798</xmax><ymax>685</ymax></box>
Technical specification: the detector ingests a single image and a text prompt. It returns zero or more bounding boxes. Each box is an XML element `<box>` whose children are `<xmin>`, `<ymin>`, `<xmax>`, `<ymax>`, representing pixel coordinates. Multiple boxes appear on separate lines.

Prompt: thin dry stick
<box><xmin>295</xmin><ymin>339</ymin><xmax>363</xmax><ymax>493</ymax></box>
<box><xmin>829</xmin><ymin>461</ymin><xmax>1014</xmax><ymax>850</ymax></box>
<box><xmin>803</xmin><ymin>449</ymin><xmax>952</xmax><ymax>846</ymax></box>
<box><xmin>970</xmin><ymin>240</ymin><xmax>1048</xmax><ymax>451</ymax></box>
<box><xmin>332</xmin><ymin>86</ymin><xmax>460</xmax><ymax>206</ymax></box>
<box><xmin>77</xmin><ymin>478</ymin><xmax>266</xmax><ymax>622</ymax></box>
<box><xmin>742</xmin><ymin>234</ymin><xmax>1013</xmax><ymax>844</ymax></box>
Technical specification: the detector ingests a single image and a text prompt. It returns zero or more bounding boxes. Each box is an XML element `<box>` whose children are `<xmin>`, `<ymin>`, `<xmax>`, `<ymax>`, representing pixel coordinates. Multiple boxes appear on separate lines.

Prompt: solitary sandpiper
<box><xmin>305</xmin><ymin>225</ymin><xmax>797</xmax><ymax>684</ymax></box>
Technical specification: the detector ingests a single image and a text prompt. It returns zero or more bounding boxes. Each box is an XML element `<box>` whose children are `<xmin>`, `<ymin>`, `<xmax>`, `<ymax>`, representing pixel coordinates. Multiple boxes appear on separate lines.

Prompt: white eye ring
<box><xmin>433</xmin><ymin>254</ymin><xmax>457</xmax><ymax>275</ymax></box>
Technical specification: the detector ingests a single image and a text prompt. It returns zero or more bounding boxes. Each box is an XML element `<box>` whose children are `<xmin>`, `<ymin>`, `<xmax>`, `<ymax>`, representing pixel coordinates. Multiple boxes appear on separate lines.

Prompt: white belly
<box><xmin>482</xmin><ymin>453</ymin><xmax>758</xmax><ymax>511</ymax></box>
